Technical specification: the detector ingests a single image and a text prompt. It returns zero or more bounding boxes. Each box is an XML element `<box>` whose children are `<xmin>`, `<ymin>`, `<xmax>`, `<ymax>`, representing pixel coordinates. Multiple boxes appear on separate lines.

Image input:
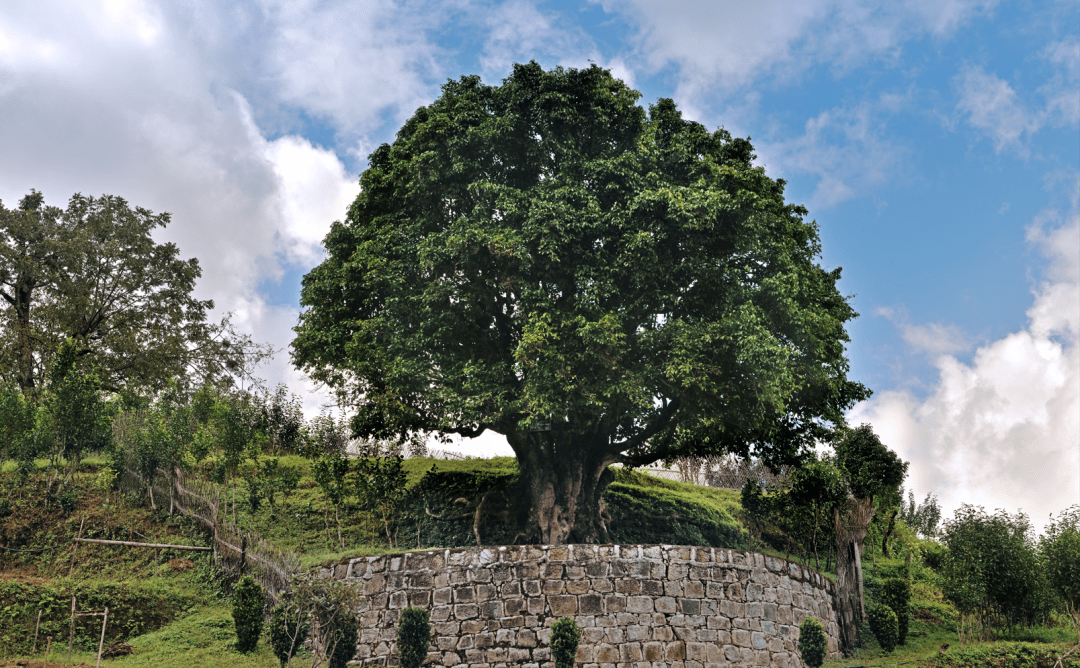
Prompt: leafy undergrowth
<box><xmin>0</xmin><ymin>466</ymin><xmax>218</xmax><ymax>658</ymax></box>
<box><xmin>202</xmin><ymin>455</ymin><xmax>749</xmax><ymax>568</ymax></box>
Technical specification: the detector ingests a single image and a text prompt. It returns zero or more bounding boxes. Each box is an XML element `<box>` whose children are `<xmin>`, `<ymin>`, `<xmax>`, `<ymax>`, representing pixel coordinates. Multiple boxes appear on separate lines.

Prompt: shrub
<box><xmin>397</xmin><ymin>606</ymin><xmax>431</xmax><ymax>668</ymax></box>
<box><xmin>328</xmin><ymin>618</ymin><xmax>358</xmax><ymax>668</ymax></box>
<box><xmin>941</xmin><ymin>505</ymin><xmax>1049</xmax><ymax>639</ymax></box>
<box><xmin>1041</xmin><ymin>505</ymin><xmax>1080</xmax><ymax>643</ymax></box>
<box><xmin>268</xmin><ymin>602</ymin><xmax>309</xmax><ymax>668</ymax></box>
<box><xmin>798</xmin><ymin>616</ymin><xmax>828</xmax><ymax>667</ymax></box>
<box><xmin>868</xmin><ymin>604</ymin><xmax>898</xmax><ymax>653</ymax></box>
<box><xmin>231</xmin><ymin>575</ymin><xmax>265</xmax><ymax>652</ymax></box>
<box><xmin>551</xmin><ymin>616</ymin><xmax>582</xmax><ymax>668</ymax></box>
<box><xmin>880</xmin><ymin>577</ymin><xmax>911</xmax><ymax>645</ymax></box>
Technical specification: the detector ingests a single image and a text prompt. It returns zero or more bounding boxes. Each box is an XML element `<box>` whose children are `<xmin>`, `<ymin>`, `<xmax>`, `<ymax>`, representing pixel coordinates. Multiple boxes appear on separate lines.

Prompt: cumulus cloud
<box><xmin>756</xmin><ymin>96</ymin><xmax>908</xmax><ymax>208</ymax></box>
<box><xmin>850</xmin><ymin>204</ymin><xmax>1080</xmax><ymax>535</ymax></box>
<box><xmin>0</xmin><ymin>0</ymin><xmax>378</xmax><ymax>415</ymax></box>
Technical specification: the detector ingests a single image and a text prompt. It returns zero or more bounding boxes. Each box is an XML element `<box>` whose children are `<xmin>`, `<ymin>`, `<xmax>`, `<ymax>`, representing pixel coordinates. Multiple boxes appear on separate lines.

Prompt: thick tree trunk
<box><xmin>507</xmin><ymin>431</ymin><xmax>617</xmax><ymax>545</ymax></box>
<box><xmin>834</xmin><ymin>498</ymin><xmax>874</xmax><ymax>653</ymax></box>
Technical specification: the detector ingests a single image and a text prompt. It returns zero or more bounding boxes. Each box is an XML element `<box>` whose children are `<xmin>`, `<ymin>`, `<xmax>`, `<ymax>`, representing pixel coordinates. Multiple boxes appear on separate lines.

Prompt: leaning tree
<box><xmin>292</xmin><ymin>62</ymin><xmax>870</xmax><ymax>545</ymax></box>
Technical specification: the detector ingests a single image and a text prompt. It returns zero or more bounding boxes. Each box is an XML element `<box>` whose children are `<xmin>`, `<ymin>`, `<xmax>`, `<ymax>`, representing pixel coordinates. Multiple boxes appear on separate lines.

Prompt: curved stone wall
<box><xmin>325</xmin><ymin>543</ymin><xmax>842</xmax><ymax>667</ymax></box>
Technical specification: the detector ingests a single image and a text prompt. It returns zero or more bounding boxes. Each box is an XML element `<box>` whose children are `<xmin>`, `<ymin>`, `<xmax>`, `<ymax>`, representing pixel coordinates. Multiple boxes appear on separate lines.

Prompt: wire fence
<box><xmin>118</xmin><ymin>467</ymin><xmax>299</xmax><ymax>603</ymax></box>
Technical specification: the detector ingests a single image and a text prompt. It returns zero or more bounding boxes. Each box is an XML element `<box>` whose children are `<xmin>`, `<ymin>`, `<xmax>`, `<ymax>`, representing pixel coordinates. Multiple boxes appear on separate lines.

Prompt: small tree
<box><xmin>798</xmin><ymin>616</ymin><xmax>827</xmax><ymax>667</ymax></box>
<box><xmin>879</xmin><ymin>578</ymin><xmax>910</xmax><ymax>645</ymax></box>
<box><xmin>550</xmin><ymin>617</ymin><xmax>582</xmax><ymax>668</ymax></box>
<box><xmin>867</xmin><ymin>603</ymin><xmax>898</xmax><ymax>653</ymax></box>
<box><xmin>312</xmin><ymin>454</ymin><xmax>351</xmax><ymax>549</ymax></box>
<box><xmin>397</xmin><ymin>606</ymin><xmax>431</xmax><ymax>668</ymax></box>
<box><xmin>286</xmin><ymin>572</ymin><xmax>364</xmax><ymax>668</ymax></box>
<box><xmin>354</xmin><ymin>454</ymin><xmax>408</xmax><ymax>548</ymax></box>
<box><xmin>232</xmin><ymin>575</ymin><xmax>265</xmax><ymax>652</ymax></box>
<box><xmin>269</xmin><ymin>601</ymin><xmax>310</xmax><ymax>668</ymax></box>
<box><xmin>1041</xmin><ymin>505</ymin><xmax>1080</xmax><ymax>643</ymax></box>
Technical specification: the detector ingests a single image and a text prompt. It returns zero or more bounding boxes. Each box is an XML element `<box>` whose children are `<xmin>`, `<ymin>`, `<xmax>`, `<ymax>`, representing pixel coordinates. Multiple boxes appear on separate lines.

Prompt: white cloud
<box><xmin>850</xmin><ymin>206</ymin><xmax>1080</xmax><ymax>535</ymax></box>
<box><xmin>954</xmin><ymin>65</ymin><xmax>1040</xmax><ymax>153</ymax></box>
<box><xmin>954</xmin><ymin>41</ymin><xmax>1080</xmax><ymax>154</ymax></box>
<box><xmin>757</xmin><ymin>97</ymin><xmax>908</xmax><ymax>208</ymax></box>
<box><xmin>593</xmin><ymin>0</ymin><xmax>998</xmax><ymax>100</ymax></box>
<box><xmin>876</xmin><ymin>307</ymin><xmax>973</xmax><ymax>356</ymax></box>
<box><xmin>0</xmin><ymin>0</ymin><xmax>383</xmax><ymax>416</ymax></box>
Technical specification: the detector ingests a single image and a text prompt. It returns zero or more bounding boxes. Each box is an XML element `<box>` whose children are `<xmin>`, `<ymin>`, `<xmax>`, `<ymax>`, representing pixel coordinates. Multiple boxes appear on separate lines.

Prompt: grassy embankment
<box><xmin>1</xmin><ymin>456</ymin><xmax>1075</xmax><ymax>667</ymax></box>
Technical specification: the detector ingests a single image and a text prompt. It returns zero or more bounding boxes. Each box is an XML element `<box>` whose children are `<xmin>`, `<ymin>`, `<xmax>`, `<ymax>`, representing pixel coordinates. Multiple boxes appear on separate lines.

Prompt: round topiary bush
<box><xmin>551</xmin><ymin>617</ymin><xmax>583</xmax><ymax>668</ymax></box>
<box><xmin>231</xmin><ymin>575</ymin><xmax>265</xmax><ymax>653</ymax></box>
<box><xmin>397</xmin><ymin>606</ymin><xmax>431</xmax><ymax>668</ymax></box>
<box><xmin>798</xmin><ymin>616</ymin><xmax>828</xmax><ymax>667</ymax></box>
<box><xmin>868</xmin><ymin>603</ymin><xmax>899</xmax><ymax>653</ymax></box>
<box><xmin>880</xmin><ymin>577</ymin><xmax>911</xmax><ymax>645</ymax></box>
<box><xmin>268</xmin><ymin>602</ymin><xmax>309</xmax><ymax>668</ymax></box>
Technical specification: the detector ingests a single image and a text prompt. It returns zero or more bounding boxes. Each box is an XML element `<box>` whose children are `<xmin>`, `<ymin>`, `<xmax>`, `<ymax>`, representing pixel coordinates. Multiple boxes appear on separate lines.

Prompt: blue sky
<box><xmin>1</xmin><ymin>0</ymin><xmax>1077</xmax><ymax>532</ymax></box>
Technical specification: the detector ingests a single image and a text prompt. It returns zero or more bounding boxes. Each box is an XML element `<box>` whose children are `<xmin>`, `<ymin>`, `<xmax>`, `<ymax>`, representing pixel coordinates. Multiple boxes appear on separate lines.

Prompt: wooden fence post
<box><xmin>68</xmin><ymin>515</ymin><xmax>85</xmax><ymax>576</ymax></box>
<box><xmin>96</xmin><ymin>606</ymin><xmax>109</xmax><ymax>668</ymax></box>
<box><xmin>31</xmin><ymin>609</ymin><xmax>41</xmax><ymax>654</ymax></box>
<box><xmin>67</xmin><ymin>594</ymin><xmax>76</xmax><ymax>660</ymax></box>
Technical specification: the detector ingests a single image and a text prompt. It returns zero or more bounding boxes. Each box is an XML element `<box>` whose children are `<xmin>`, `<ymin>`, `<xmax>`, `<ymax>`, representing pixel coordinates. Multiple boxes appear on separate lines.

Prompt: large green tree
<box><xmin>0</xmin><ymin>190</ymin><xmax>270</xmax><ymax>395</ymax></box>
<box><xmin>292</xmin><ymin>62</ymin><xmax>870</xmax><ymax>544</ymax></box>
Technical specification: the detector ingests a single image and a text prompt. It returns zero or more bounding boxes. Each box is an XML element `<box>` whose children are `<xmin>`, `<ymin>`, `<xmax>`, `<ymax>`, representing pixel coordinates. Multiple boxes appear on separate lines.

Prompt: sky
<box><xmin>1</xmin><ymin>0</ymin><xmax>1077</xmax><ymax>534</ymax></box>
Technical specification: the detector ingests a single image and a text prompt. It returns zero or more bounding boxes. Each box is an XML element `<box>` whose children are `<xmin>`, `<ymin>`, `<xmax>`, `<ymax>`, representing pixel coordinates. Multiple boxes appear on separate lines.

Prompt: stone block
<box><xmin>541</xmin><ymin>563</ymin><xmax>565</xmax><ymax>578</ymax></box>
<box><xmin>542</xmin><ymin>579</ymin><xmax>565</xmax><ymax>595</ymax></box>
<box><xmin>461</xmin><ymin>619</ymin><xmax>486</xmax><ymax>634</ymax></box>
<box><xmin>481</xmin><ymin>600</ymin><xmax>504</xmax><ymax>619</ymax></box>
<box><xmin>732</xmin><ymin>628</ymin><xmax>752</xmax><ymax>648</ymax></box>
<box><xmin>585</xmin><ymin>561</ymin><xmax>609</xmax><ymax>577</ymax></box>
<box><xmin>389</xmin><ymin>591</ymin><xmax>408</xmax><ymax>608</ymax></box>
<box><xmin>453</xmin><ymin>603</ymin><xmax>479</xmax><ymax>619</ymax></box>
<box><xmin>504</xmin><ymin>598</ymin><xmax>526</xmax><ymax>615</ymax></box>
<box><xmin>643</xmin><ymin>642</ymin><xmax>664</xmax><ymax>661</ymax></box>
<box><xmin>408</xmin><ymin>590</ymin><xmax>430</xmax><ymax>607</ymax></box>
<box><xmin>523</xmin><ymin>580</ymin><xmax>542</xmax><ymax>596</ymax></box>
<box><xmin>665</xmin><ymin>640</ymin><xmax>686</xmax><ymax>660</ymax></box>
<box><xmin>604</xmin><ymin>594</ymin><xmax>626</xmax><ymax>613</ymax></box>
<box><xmin>620</xmin><ymin>642</ymin><xmax>643</xmax><ymax>662</ymax></box>
<box><xmin>476</xmin><ymin>583</ymin><xmax>496</xmax><ymax>601</ymax></box>
<box><xmin>580</xmin><ymin>593</ymin><xmax>604</xmax><ymax>615</ymax></box>
<box><xmin>592</xmin><ymin>579</ymin><xmax>613</xmax><ymax>593</ymax></box>
<box><xmin>626</xmin><ymin>596</ymin><xmax>654</xmax><ymax>613</ymax></box>
<box><xmin>655</xmin><ymin>597</ymin><xmax>677</xmax><ymax>613</ymax></box>
<box><xmin>616</xmin><ymin>579</ymin><xmax>642</xmax><ymax>594</ymax></box>
<box><xmin>548</xmin><ymin>595</ymin><xmax>578</xmax><ymax>616</ymax></box>
<box><xmin>566</xmin><ymin>579</ymin><xmax>591</xmax><ymax>595</ymax></box>
<box><xmin>597</xmin><ymin>644</ymin><xmax>620</xmax><ymax>662</ymax></box>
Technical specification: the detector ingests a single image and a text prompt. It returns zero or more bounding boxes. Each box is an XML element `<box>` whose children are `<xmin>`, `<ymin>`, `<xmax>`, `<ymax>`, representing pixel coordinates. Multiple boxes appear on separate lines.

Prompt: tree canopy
<box><xmin>0</xmin><ymin>190</ymin><xmax>270</xmax><ymax>395</ymax></box>
<box><xmin>292</xmin><ymin>62</ymin><xmax>870</xmax><ymax>544</ymax></box>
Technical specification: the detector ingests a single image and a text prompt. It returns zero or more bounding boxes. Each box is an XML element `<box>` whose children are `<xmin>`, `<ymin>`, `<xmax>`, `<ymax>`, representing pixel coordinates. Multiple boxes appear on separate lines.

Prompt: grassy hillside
<box><xmin>1</xmin><ymin>456</ymin><xmax>1075</xmax><ymax>668</ymax></box>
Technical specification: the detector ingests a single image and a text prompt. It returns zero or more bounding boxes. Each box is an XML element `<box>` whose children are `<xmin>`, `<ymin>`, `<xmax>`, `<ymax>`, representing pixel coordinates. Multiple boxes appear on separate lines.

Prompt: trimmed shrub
<box><xmin>880</xmin><ymin>577</ymin><xmax>911</xmax><ymax>645</ymax></box>
<box><xmin>798</xmin><ymin>616</ymin><xmax>828</xmax><ymax>667</ymax></box>
<box><xmin>551</xmin><ymin>616</ymin><xmax>582</xmax><ymax>668</ymax></box>
<box><xmin>328</xmin><ymin>618</ymin><xmax>359</xmax><ymax>668</ymax></box>
<box><xmin>268</xmin><ymin>603</ymin><xmax>309</xmax><ymax>668</ymax></box>
<box><xmin>397</xmin><ymin>606</ymin><xmax>431</xmax><ymax>668</ymax></box>
<box><xmin>231</xmin><ymin>575</ymin><xmax>265</xmax><ymax>653</ymax></box>
<box><xmin>868</xmin><ymin>604</ymin><xmax>899</xmax><ymax>653</ymax></box>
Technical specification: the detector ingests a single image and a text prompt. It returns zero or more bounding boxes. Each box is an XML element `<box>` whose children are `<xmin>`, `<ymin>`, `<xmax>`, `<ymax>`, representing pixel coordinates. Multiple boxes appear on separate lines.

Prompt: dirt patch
<box><xmin>0</xmin><ymin>566</ymin><xmax>50</xmax><ymax>586</ymax></box>
<box><xmin>166</xmin><ymin>557</ymin><xmax>194</xmax><ymax>573</ymax></box>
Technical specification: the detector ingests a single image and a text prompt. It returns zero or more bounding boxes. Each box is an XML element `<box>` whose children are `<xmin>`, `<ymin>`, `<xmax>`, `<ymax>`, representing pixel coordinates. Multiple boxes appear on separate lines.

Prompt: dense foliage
<box><xmin>269</xmin><ymin>601</ymin><xmax>310</xmax><ymax>668</ymax></box>
<box><xmin>941</xmin><ymin>505</ymin><xmax>1050</xmax><ymax>641</ymax></box>
<box><xmin>397</xmin><ymin>606</ymin><xmax>431</xmax><ymax>668</ymax></box>
<box><xmin>798</xmin><ymin>615</ymin><xmax>828</xmax><ymax>667</ymax></box>
<box><xmin>0</xmin><ymin>190</ymin><xmax>270</xmax><ymax>395</ymax></box>
<box><xmin>868</xmin><ymin>603</ymin><xmax>899</xmax><ymax>653</ymax></box>
<box><xmin>231</xmin><ymin>574</ymin><xmax>265</xmax><ymax>652</ymax></box>
<box><xmin>551</xmin><ymin>616</ymin><xmax>583</xmax><ymax>668</ymax></box>
<box><xmin>1040</xmin><ymin>505</ymin><xmax>1080</xmax><ymax>641</ymax></box>
<box><xmin>292</xmin><ymin>60</ymin><xmax>869</xmax><ymax>544</ymax></box>
<box><xmin>880</xmin><ymin>577</ymin><xmax>911</xmax><ymax>645</ymax></box>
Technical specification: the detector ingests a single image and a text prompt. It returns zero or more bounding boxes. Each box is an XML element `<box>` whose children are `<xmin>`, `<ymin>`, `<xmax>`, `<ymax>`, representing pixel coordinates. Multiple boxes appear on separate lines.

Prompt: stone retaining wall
<box><xmin>323</xmin><ymin>544</ymin><xmax>842</xmax><ymax>667</ymax></box>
